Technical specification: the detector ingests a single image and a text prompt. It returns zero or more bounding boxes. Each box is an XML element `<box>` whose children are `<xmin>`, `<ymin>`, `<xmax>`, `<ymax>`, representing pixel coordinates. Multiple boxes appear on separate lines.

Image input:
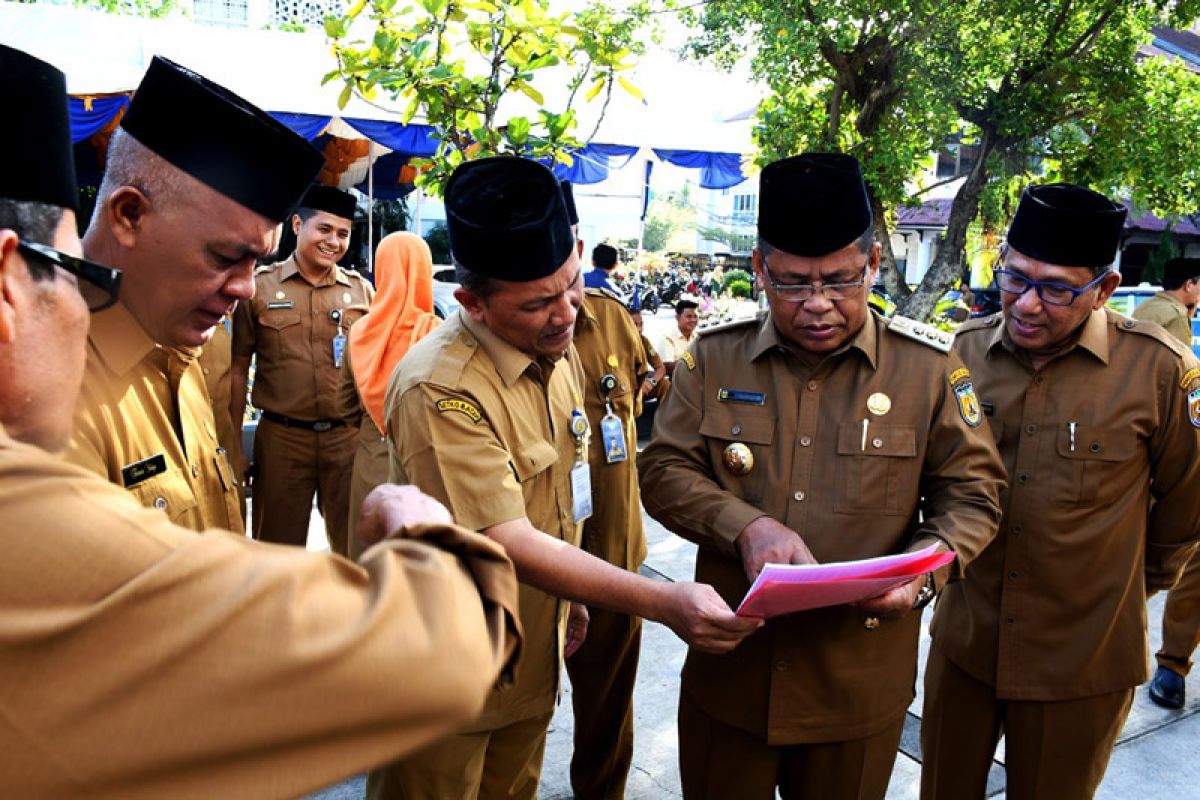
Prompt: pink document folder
<box><xmin>735</xmin><ymin>544</ymin><xmax>956</xmax><ymax>618</ymax></box>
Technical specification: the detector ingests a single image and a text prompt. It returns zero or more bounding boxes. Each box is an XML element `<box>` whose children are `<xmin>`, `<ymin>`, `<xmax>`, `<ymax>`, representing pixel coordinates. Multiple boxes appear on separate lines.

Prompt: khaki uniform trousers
<box><xmin>1157</xmin><ymin>546</ymin><xmax>1200</xmax><ymax>676</ymax></box>
<box><xmin>921</xmin><ymin>643</ymin><xmax>1133</xmax><ymax>800</ymax></box>
<box><xmin>366</xmin><ymin>711</ymin><xmax>554</xmax><ymax>800</ymax></box>
<box><xmin>678</xmin><ymin>688</ymin><xmax>904</xmax><ymax>800</ymax></box>
<box><xmin>251</xmin><ymin>417</ymin><xmax>356</xmax><ymax>556</ymax></box>
<box><xmin>565</xmin><ymin>606</ymin><xmax>642</xmax><ymax>800</ymax></box>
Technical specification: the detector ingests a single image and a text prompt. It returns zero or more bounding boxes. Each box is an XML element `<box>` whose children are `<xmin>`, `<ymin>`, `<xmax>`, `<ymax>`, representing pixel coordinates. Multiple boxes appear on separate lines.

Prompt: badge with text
<box><xmin>866</xmin><ymin>392</ymin><xmax>891</xmax><ymax>416</ymax></box>
<box><xmin>121</xmin><ymin>453</ymin><xmax>167</xmax><ymax>488</ymax></box>
<box><xmin>267</xmin><ymin>300</ymin><xmax>294</xmax><ymax>310</ymax></box>
<box><xmin>954</xmin><ymin>381</ymin><xmax>982</xmax><ymax>427</ymax></box>
<box><xmin>571</xmin><ymin>461</ymin><xmax>593</xmax><ymax>523</ymax></box>
<box><xmin>600</xmin><ymin>413</ymin><xmax>628</xmax><ymax>464</ymax></box>
<box><xmin>436</xmin><ymin>398</ymin><xmax>482</xmax><ymax>423</ymax></box>
<box><xmin>1189</xmin><ymin>387</ymin><xmax>1200</xmax><ymax>428</ymax></box>
<box><xmin>718</xmin><ymin>388</ymin><xmax>766</xmax><ymax>405</ymax></box>
<box><xmin>332</xmin><ymin>330</ymin><xmax>346</xmax><ymax>368</ymax></box>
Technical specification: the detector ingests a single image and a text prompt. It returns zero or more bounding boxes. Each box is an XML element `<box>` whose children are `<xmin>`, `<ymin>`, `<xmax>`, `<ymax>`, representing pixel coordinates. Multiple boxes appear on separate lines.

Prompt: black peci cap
<box><xmin>0</xmin><ymin>45</ymin><xmax>78</xmax><ymax>211</ymax></box>
<box><xmin>758</xmin><ymin>153</ymin><xmax>872</xmax><ymax>257</ymax></box>
<box><xmin>121</xmin><ymin>56</ymin><xmax>323</xmax><ymax>223</ymax></box>
<box><xmin>298</xmin><ymin>183</ymin><xmax>357</xmax><ymax>220</ymax></box>
<box><xmin>1006</xmin><ymin>183</ymin><xmax>1127</xmax><ymax>268</ymax></box>
<box><xmin>559</xmin><ymin>179</ymin><xmax>579</xmax><ymax>226</ymax></box>
<box><xmin>445</xmin><ymin>157</ymin><xmax>575</xmax><ymax>282</ymax></box>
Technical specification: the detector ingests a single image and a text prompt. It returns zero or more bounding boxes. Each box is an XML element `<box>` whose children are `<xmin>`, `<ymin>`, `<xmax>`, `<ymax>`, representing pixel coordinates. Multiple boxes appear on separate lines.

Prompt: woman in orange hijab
<box><xmin>337</xmin><ymin>232</ymin><xmax>441</xmax><ymax>556</ymax></box>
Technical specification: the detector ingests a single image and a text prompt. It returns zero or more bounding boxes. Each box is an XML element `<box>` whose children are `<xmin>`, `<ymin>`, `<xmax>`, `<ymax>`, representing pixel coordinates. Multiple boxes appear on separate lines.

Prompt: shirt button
<box><xmin>872</xmin><ymin>438</ymin><xmax>883</xmax><ymax>448</ymax></box>
<box><xmin>800</xmin><ymin>436</ymin><xmax>812</xmax><ymax>447</ymax></box>
<box><xmin>1012</xmin><ymin>523</ymin><xmax>1023</xmax><ymax>535</ymax></box>
<box><xmin>1089</xmin><ymin>441</ymin><xmax>1101</xmax><ymax>453</ymax></box>
<box><xmin>731</xmin><ymin>424</ymin><xmax>742</xmax><ymax>435</ymax></box>
<box><xmin>191</xmin><ymin>463</ymin><xmax>200</xmax><ymax>478</ymax></box>
<box><xmin>1017</xmin><ymin>473</ymin><xmax>1029</xmax><ymax>484</ymax></box>
<box><xmin>775</xmin><ymin>661</ymin><xmax>789</xmax><ymax>672</ymax></box>
<box><xmin>1006</xmin><ymin>617</ymin><xmax>1015</xmax><ymax>625</ymax></box>
<box><xmin>807</xmin><ymin>381</ymin><xmax>818</xmax><ymax>391</ymax></box>
<box><xmin>1034</xmin><ymin>375</ymin><xmax>1044</xmax><ymax>385</ymax></box>
<box><xmin>1008</xmin><ymin>571</ymin><xmax>1018</xmax><ymax>580</ymax></box>
<box><xmin>793</xmin><ymin>491</ymin><xmax>806</xmax><ymax>502</ymax></box>
<box><xmin>154</xmin><ymin>497</ymin><xmax>168</xmax><ymax>511</ymax></box>
<box><xmin>1025</xmin><ymin>424</ymin><xmax>1036</xmax><ymax>435</ymax></box>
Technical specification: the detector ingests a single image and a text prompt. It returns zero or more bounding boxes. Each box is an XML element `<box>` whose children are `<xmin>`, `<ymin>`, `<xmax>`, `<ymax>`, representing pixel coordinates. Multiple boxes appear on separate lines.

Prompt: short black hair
<box><xmin>0</xmin><ymin>197</ymin><xmax>63</xmax><ymax>282</ymax></box>
<box><xmin>592</xmin><ymin>243</ymin><xmax>617</xmax><ymax>271</ymax></box>
<box><xmin>675</xmin><ymin>299</ymin><xmax>699</xmax><ymax>315</ymax></box>
<box><xmin>454</xmin><ymin>262</ymin><xmax>501</xmax><ymax>299</ymax></box>
<box><xmin>1163</xmin><ymin>258</ymin><xmax>1200</xmax><ymax>290</ymax></box>
<box><xmin>293</xmin><ymin>206</ymin><xmax>320</xmax><ymax>224</ymax></box>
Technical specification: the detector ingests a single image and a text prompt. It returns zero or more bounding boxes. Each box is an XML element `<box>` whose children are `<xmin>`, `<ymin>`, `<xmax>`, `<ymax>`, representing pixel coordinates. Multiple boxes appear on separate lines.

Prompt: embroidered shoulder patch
<box><xmin>948</xmin><ymin>368</ymin><xmax>981</xmax><ymax>428</ymax></box>
<box><xmin>1189</xmin><ymin>387</ymin><xmax>1200</xmax><ymax>428</ymax></box>
<box><xmin>436</xmin><ymin>398</ymin><xmax>482</xmax><ymax>423</ymax></box>
<box><xmin>1180</xmin><ymin>367</ymin><xmax>1200</xmax><ymax>391</ymax></box>
<box><xmin>680</xmin><ymin>351</ymin><xmax>696</xmax><ymax>370</ymax></box>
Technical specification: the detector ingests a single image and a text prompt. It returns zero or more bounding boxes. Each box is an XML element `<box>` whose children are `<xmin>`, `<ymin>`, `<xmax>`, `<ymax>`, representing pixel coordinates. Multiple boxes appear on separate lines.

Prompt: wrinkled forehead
<box><xmin>1003</xmin><ymin>246</ymin><xmax>1101</xmax><ymax>285</ymax></box>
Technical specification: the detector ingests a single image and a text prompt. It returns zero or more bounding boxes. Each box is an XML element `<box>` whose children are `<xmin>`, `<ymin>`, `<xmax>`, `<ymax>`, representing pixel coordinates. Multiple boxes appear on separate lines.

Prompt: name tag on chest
<box><xmin>121</xmin><ymin>453</ymin><xmax>168</xmax><ymax>488</ymax></box>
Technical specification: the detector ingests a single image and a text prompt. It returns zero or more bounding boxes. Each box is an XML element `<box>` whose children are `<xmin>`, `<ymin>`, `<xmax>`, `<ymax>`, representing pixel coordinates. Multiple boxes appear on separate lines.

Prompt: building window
<box><xmin>271</xmin><ymin>0</ymin><xmax>345</xmax><ymax>28</ymax></box>
<box><xmin>193</xmin><ymin>0</ymin><xmax>249</xmax><ymax>26</ymax></box>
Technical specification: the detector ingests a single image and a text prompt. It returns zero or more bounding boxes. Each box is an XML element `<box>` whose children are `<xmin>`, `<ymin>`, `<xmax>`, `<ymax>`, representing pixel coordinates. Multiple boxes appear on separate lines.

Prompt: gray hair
<box><xmin>92</xmin><ymin>129</ymin><xmax>185</xmax><ymax>226</ymax></box>
<box><xmin>454</xmin><ymin>261</ymin><xmax>500</xmax><ymax>299</ymax></box>
<box><xmin>0</xmin><ymin>198</ymin><xmax>64</xmax><ymax>282</ymax></box>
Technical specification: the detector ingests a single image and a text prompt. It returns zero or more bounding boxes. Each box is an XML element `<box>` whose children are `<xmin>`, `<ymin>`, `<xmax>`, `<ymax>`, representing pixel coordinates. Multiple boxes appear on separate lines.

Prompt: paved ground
<box><xmin>299</xmin><ymin>306</ymin><xmax>1200</xmax><ymax>798</ymax></box>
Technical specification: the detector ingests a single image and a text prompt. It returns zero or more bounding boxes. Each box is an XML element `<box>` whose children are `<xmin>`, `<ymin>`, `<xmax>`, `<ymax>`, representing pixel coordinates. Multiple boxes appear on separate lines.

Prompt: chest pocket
<box><xmin>512</xmin><ymin>440</ymin><xmax>560</xmax><ymax>483</ymax></box>
<box><xmin>258</xmin><ymin>311</ymin><xmax>304</xmax><ymax>362</ymax></box>
<box><xmin>1053</xmin><ymin>425</ymin><xmax>1138</xmax><ymax>505</ymax></box>
<box><xmin>834</xmin><ymin>423</ymin><xmax>918</xmax><ymax>515</ymax></box>
<box><xmin>127</xmin><ymin>469</ymin><xmax>199</xmax><ymax>527</ymax></box>
<box><xmin>699</xmin><ymin>404</ymin><xmax>775</xmax><ymax>502</ymax></box>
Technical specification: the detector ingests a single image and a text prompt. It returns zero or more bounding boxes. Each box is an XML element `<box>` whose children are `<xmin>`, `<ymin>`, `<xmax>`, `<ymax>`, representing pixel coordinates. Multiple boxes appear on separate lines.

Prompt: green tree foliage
<box><xmin>642</xmin><ymin>191</ymin><xmax>696</xmax><ymax>252</ymax></box>
<box><xmin>325</xmin><ymin>0</ymin><xmax>654</xmax><ymax>195</ymax></box>
<box><xmin>686</xmin><ymin>0</ymin><xmax>1200</xmax><ymax>321</ymax></box>
<box><xmin>72</xmin><ymin>0</ymin><xmax>180</xmax><ymax>18</ymax></box>
<box><xmin>727</xmin><ymin>278</ymin><xmax>753</xmax><ymax>299</ymax></box>
<box><xmin>721</xmin><ymin>268</ymin><xmax>752</xmax><ymax>292</ymax></box>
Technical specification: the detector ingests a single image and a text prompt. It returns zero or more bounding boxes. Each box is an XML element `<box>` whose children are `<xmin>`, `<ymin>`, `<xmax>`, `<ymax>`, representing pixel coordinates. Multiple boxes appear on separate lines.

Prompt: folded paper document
<box><xmin>736</xmin><ymin>544</ymin><xmax>956</xmax><ymax>618</ymax></box>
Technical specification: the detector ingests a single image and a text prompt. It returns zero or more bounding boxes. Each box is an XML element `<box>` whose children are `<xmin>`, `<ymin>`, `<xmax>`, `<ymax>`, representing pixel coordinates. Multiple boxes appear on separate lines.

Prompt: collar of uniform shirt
<box><xmin>460</xmin><ymin>311</ymin><xmax>541</xmax><ymax>388</ymax></box>
<box><xmin>279</xmin><ymin>253</ymin><xmax>352</xmax><ymax>287</ymax></box>
<box><xmin>994</xmin><ymin>305</ymin><xmax>1111</xmax><ymax>366</ymax></box>
<box><xmin>749</xmin><ymin>311</ymin><xmax>880</xmax><ymax>371</ymax></box>
<box><xmin>88</xmin><ymin>299</ymin><xmax>162</xmax><ymax>377</ymax></box>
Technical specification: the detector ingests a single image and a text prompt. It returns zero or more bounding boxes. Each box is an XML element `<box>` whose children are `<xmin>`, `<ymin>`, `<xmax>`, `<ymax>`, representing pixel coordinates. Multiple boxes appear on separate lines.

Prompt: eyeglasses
<box><xmin>763</xmin><ymin>259</ymin><xmax>869</xmax><ymax>303</ymax></box>
<box><xmin>993</xmin><ymin>268</ymin><xmax>1106</xmax><ymax>307</ymax></box>
<box><xmin>17</xmin><ymin>240</ymin><xmax>123</xmax><ymax>312</ymax></box>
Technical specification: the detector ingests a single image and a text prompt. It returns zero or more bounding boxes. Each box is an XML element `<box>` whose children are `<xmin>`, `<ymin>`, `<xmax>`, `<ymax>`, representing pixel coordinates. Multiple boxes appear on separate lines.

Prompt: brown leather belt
<box><xmin>260</xmin><ymin>410</ymin><xmax>346</xmax><ymax>432</ymax></box>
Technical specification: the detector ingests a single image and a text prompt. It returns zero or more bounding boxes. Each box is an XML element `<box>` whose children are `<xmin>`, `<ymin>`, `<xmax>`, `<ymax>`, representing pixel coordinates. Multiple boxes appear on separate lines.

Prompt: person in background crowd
<box><xmin>1133</xmin><ymin>256</ymin><xmax>1200</xmax><ymax>346</ymax></box>
<box><xmin>657</xmin><ymin>297</ymin><xmax>699</xmax><ymax>376</ymax></box>
<box><xmin>338</xmin><ymin>231</ymin><xmax>441</xmax><ymax>558</ymax></box>
<box><xmin>585</xmin><ymin>242</ymin><xmax>622</xmax><ymax>296</ymax></box>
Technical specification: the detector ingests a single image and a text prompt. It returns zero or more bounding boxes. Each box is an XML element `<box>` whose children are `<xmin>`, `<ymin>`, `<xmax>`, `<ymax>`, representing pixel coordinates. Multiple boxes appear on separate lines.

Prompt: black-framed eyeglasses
<box><xmin>762</xmin><ymin>258</ymin><xmax>870</xmax><ymax>303</ymax></box>
<box><xmin>993</xmin><ymin>268</ymin><xmax>1106</xmax><ymax>307</ymax></box>
<box><xmin>17</xmin><ymin>240</ymin><xmax>122</xmax><ymax>312</ymax></box>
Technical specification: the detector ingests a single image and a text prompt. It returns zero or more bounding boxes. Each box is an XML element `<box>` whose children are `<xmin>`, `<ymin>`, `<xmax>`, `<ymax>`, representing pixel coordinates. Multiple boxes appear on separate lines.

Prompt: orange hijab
<box><xmin>349</xmin><ymin>232</ymin><xmax>441</xmax><ymax>435</ymax></box>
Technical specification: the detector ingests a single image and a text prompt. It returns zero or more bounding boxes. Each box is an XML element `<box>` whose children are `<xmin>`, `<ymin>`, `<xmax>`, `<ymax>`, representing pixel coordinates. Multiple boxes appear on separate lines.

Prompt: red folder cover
<box><xmin>735</xmin><ymin>544</ymin><xmax>956</xmax><ymax>618</ymax></box>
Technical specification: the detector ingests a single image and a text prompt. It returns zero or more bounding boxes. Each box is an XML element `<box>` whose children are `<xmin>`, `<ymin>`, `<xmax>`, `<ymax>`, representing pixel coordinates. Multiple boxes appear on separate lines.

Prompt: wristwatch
<box><xmin>645</xmin><ymin>377</ymin><xmax>658</xmax><ymax>387</ymax></box>
<box><xmin>912</xmin><ymin>572</ymin><xmax>937</xmax><ymax>611</ymax></box>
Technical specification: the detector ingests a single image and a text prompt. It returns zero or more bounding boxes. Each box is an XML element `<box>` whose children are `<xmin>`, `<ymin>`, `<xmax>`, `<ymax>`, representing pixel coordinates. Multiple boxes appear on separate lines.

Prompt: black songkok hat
<box><xmin>559</xmin><ymin>180</ymin><xmax>579</xmax><ymax>226</ymax></box>
<box><xmin>758</xmin><ymin>153</ymin><xmax>872</xmax><ymax>257</ymax></box>
<box><xmin>121</xmin><ymin>56</ymin><xmax>323</xmax><ymax>223</ymax></box>
<box><xmin>1006</xmin><ymin>183</ymin><xmax>1127</xmax><ymax>268</ymax></box>
<box><xmin>0</xmin><ymin>46</ymin><xmax>78</xmax><ymax>211</ymax></box>
<box><xmin>445</xmin><ymin>157</ymin><xmax>575</xmax><ymax>282</ymax></box>
<box><xmin>299</xmin><ymin>183</ymin><xmax>357</xmax><ymax>220</ymax></box>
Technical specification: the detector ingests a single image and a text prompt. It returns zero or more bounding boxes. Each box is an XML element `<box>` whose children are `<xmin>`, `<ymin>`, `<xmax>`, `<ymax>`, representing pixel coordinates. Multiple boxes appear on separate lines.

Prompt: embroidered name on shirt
<box><xmin>121</xmin><ymin>453</ymin><xmax>168</xmax><ymax>488</ymax></box>
<box><xmin>267</xmin><ymin>301</ymin><xmax>294</xmax><ymax>310</ymax></box>
<box><xmin>1180</xmin><ymin>367</ymin><xmax>1200</xmax><ymax>391</ymax></box>
<box><xmin>436</xmin><ymin>398</ymin><xmax>483</xmax><ymax>423</ymax></box>
<box><xmin>718</xmin><ymin>388</ymin><xmax>766</xmax><ymax>405</ymax></box>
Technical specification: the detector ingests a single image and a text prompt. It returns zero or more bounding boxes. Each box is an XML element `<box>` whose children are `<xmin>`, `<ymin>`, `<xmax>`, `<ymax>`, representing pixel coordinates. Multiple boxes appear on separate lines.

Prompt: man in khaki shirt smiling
<box><xmin>232</xmin><ymin>184</ymin><xmax>374</xmax><ymax>555</ymax></box>
<box><xmin>0</xmin><ymin>44</ymin><xmax>521</xmax><ymax>800</ymax></box>
<box><xmin>67</xmin><ymin>57</ymin><xmax>322</xmax><ymax>535</ymax></box>
<box><xmin>639</xmin><ymin>153</ymin><xmax>1005</xmax><ymax>800</ymax></box>
<box><xmin>371</xmin><ymin>157</ymin><xmax>759</xmax><ymax>800</ymax></box>
<box><xmin>923</xmin><ymin>184</ymin><xmax>1200</xmax><ymax>798</ymax></box>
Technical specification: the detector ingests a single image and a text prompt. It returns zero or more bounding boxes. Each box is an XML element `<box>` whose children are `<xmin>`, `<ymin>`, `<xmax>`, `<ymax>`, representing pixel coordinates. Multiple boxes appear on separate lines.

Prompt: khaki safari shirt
<box><xmin>67</xmin><ymin>301</ymin><xmax>243</xmax><ymax>534</ymax></box>
<box><xmin>658</xmin><ymin>327</ymin><xmax>698</xmax><ymax>365</ymax></box>
<box><xmin>933</xmin><ymin>309</ymin><xmax>1200</xmax><ymax>700</ymax></box>
<box><xmin>0</xmin><ymin>421</ymin><xmax>521</xmax><ymax>800</ymax></box>
<box><xmin>575</xmin><ymin>288</ymin><xmax>651</xmax><ymax>570</ymax></box>
<box><xmin>385</xmin><ymin>310</ymin><xmax>587</xmax><ymax>731</ymax></box>
<box><xmin>1132</xmin><ymin>291</ymin><xmax>1194</xmax><ymax>347</ymax></box>
<box><xmin>232</xmin><ymin>254</ymin><xmax>374</xmax><ymax>420</ymax></box>
<box><xmin>639</xmin><ymin>312</ymin><xmax>1005</xmax><ymax>744</ymax></box>
<box><xmin>198</xmin><ymin>315</ymin><xmax>242</xmax><ymax>467</ymax></box>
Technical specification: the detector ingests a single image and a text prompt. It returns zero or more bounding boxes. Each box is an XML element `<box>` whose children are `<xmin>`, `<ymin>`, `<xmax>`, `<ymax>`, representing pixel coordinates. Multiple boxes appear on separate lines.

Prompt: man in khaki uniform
<box><xmin>923</xmin><ymin>184</ymin><xmax>1200</xmax><ymax>798</ymax></box>
<box><xmin>0</xmin><ymin>44</ymin><xmax>522</xmax><ymax>800</ymax></box>
<box><xmin>561</xmin><ymin>180</ymin><xmax>653</xmax><ymax>799</ymax></box>
<box><xmin>232</xmin><ymin>184</ymin><xmax>374</xmax><ymax>555</ymax></box>
<box><xmin>1133</xmin><ymin>256</ymin><xmax>1200</xmax><ymax>345</ymax></box>
<box><xmin>657</xmin><ymin>297</ymin><xmax>699</xmax><ymax>376</ymax></box>
<box><xmin>67</xmin><ymin>56</ymin><xmax>322</xmax><ymax>535</ymax></box>
<box><xmin>372</xmin><ymin>157</ymin><xmax>760</xmax><ymax>800</ymax></box>
<box><xmin>1136</xmin><ymin>258</ymin><xmax>1200</xmax><ymax>709</ymax></box>
<box><xmin>638</xmin><ymin>153</ymin><xmax>1006</xmax><ymax>800</ymax></box>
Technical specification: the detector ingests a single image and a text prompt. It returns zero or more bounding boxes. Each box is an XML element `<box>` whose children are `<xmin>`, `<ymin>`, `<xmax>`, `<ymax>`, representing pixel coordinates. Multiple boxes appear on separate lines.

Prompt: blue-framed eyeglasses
<box><xmin>762</xmin><ymin>259</ymin><xmax>870</xmax><ymax>303</ymax></box>
<box><xmin>993</xmin><ymin>268</ymin><xmax>1106</xmax><ymax>307</ymax></box>
<box><xmin>17</xmin><ymin>240</ymin><xmax>122</xmax><ymax>312</ymax></box>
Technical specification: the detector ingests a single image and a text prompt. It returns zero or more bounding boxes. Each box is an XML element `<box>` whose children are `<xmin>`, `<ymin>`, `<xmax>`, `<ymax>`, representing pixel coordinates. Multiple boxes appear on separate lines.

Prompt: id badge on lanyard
<box><xmin>569</xmin><ymin>409</ymin><xmax>592</xmax><ymax>523</ymax></box>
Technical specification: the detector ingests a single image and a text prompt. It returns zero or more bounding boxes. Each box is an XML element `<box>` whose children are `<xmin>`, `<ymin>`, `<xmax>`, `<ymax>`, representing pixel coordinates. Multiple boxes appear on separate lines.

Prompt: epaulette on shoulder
<box><xmin>584</xmin><ymin>286</ymin><xmax>625</xmax><ymax>304</ymax></box>
<box><xmin>426</xmin><ymin>328</ymin><xmax>478</xmax><ymax>389</ymax></box>
<box><xmin>887</xmin><ymin>314</ymin><xmax>955</xmax><ymax>352</ymax></box>
<box><xmin>698</xmin><ymin>311</ymin><xmax>766</xmax><ymax>337</ymax></box>
<box><xmin>254</xmin><ymin>263</ymin><xmax>276</xmax><ymax>275</ymax></box>
<box><xmin>1112</xmin><ymin>312</ymin><xmax>1191</xmax><ymax>358</ymax></box>
<box><xmin>954</xmin><ymin>314</ymin><xmax>1002</xmax><ymax>336</ymax></box>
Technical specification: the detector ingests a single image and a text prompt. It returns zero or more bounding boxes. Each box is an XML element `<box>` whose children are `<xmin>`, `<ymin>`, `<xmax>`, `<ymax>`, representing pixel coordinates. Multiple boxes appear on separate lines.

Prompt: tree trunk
<box><xmin>897</xmin><ymin>131</ymin><xmax>997</xmax><ymax>321</ymax></box>
<box><xmin>871</xmin><ymin>193</ymin><xmax>910</xmax><ymax>303</ymax></box>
